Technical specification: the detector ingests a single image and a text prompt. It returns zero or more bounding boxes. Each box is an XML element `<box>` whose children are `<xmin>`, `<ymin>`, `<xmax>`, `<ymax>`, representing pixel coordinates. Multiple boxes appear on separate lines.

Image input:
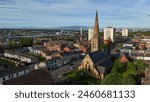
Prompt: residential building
<box><xmin>46</xmin><ymin>57</ymin><xmax>63</xmax><ymax>70</ymax></box>
<box><xmin>28</xmin><ymin>45</ymin><xmax>45</xmax><ymax>55</ymax></box>
<box><xmin>104</xmin><ymin>27</ymin><xmax>116</xmax><ymax>42</ymax></box>
<box><xmin>37</xmin><ymin>51</ymin><xmax>81</xmax><ymax>70</ymax></box>
<box><xmin>88</xmin><ymin>28</ymin><xmax>94</xmax><ymax>41</ymax></box>
<box><xmin>80</xmin><ymin>27</ymin><xmax>83</xmax><ymax>36</ymax></box>
<box><xmin>73</xmin><ymin>43</ymin><xmax>89</xmax><ymax>54</ymax></box>
<box><xmin>122</xmin><ymin>28</ymin><xmax>129</xmax><ymax>37</ymax></box>
<box><xmin>0</xmin><ymin>67</ymin><xmax>32</xmax><ymax>84</ymax></box>
<box><xmin>41</xmin><ymin>50</ymin><xmax>60</xmax><ymax>60</ymax></box>
<box><xmin>44</xmin><ymin>42</ymin><xmax>61</xmax><ymax>52</ymax></box>
<box><xmin>2</xmin><ymin>68</ymin><xmax>55</xmax><ymax>85</ymax></box>
<box><xmin>4</xmin><ymin>51</ymin><xmax>39</xmax><ymax>64</ymax></box>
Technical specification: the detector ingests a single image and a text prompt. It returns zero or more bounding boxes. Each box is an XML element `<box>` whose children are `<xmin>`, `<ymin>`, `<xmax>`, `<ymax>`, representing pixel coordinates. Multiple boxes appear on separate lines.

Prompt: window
<box><xmin>17</xmin><ymin>73</ymin><xmax>19</xmax><ymax>76</ymax></box>
<box><xmin>85</xmin><ymin>64</ymin><xmax>87</xmax><ymax>68</ymax></box>
<box><xmin>88</xmin><ymin>65</ymin><xmax>91</xmax><ymax>72</ymax></box>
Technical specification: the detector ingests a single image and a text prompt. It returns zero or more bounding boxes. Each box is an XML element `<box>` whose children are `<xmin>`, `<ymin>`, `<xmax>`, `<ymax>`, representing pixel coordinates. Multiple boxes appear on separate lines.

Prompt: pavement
<box><xmin>50</xmin><ymin>59</ymin><xmax>82</xmax><ymax>85</ymax></box>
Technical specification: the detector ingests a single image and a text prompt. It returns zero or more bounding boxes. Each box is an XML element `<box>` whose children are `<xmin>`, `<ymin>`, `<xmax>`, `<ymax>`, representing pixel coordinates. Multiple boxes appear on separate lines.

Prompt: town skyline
<box><xmin>0</xmin><ymin>0</ymin><xmax>150</xmax><ymax>28</ymax></box>
<box><xmin>0</xmin><ymin>8</ymin><xmax>150</xmax><ymax>85</ymax></box>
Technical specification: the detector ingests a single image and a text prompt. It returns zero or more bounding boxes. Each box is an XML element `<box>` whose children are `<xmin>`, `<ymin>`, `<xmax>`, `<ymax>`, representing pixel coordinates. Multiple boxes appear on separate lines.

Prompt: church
<box><xmin>78</xmin><ymin>11</ymin><xmax>113</xmax><ymax>79</ymax></box>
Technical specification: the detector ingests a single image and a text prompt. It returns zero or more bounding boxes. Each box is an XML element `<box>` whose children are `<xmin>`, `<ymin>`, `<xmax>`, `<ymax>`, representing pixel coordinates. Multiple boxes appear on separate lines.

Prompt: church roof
<box><xmin>89</xmin><ymin>50</ymin><xmax>113</xmax><ymax>68</ymax></box>
<box><xmin>97</xmin><ymin>66</ymin><xmax>105</xmax><ymax>74</ymax></box>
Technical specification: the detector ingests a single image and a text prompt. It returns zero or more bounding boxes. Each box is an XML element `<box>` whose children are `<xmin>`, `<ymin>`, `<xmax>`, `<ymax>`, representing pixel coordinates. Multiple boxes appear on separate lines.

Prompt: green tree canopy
<box><xmin>101</xmin><ymin>73</ymin><xmax>123</xmax><ymax>85</ymax></box>
<box><xmin>135</xmin><ymin>59</ymin><xmax>146</xmax><ymax>70</ymax></box>
<box><xmin>111</xmin><ymin>59</ymin><xmax>126</xmax><ymax>73</ymax></box>
<box><xmin>20</xmin><ymin>38</ymin><xmax>33</xmax><ymax>47</ymax></box>
<box><xmin>123</xmin><ymin>67</ymin><xmax>137</xmax><ymax>77</ymax></box>
<box><xmin>122</xmin><ymin>75</ymin><xmax>137</xmax><ymax>85</ymax></box>
<box><xmin>127</xmin><ymin>62</ymin><xmax>136</xmax><ymax>70</ymax></box>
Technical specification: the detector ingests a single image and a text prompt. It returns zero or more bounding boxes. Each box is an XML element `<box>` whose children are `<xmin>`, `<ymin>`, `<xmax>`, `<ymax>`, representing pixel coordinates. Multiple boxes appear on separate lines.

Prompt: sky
<box><xmin>0</xmin><ymin>0</ymin><xmax>150</xmax><ymax>28</ymax></box>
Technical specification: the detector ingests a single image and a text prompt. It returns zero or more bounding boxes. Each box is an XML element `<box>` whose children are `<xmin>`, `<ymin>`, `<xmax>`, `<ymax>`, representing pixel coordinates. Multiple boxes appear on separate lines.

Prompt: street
<box><xmin>50</xmin><ymin>59</ymin><xmax>82</xmax><ymax>85</ymax></box>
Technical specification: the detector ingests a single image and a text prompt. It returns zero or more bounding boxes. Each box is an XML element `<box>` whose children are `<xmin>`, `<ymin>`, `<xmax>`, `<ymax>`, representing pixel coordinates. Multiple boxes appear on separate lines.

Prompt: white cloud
<box><xmin>0</xmin><ymin>0</ymin><xmax>150</xmax><ymax>28</ymax></box>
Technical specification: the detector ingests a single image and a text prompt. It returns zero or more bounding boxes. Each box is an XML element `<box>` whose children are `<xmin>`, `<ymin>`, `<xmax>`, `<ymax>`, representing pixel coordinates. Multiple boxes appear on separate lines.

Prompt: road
<box><xmin>50</xmin><ymin>59</ymin><xmax>82</xmax><ymax>85</ymax></box>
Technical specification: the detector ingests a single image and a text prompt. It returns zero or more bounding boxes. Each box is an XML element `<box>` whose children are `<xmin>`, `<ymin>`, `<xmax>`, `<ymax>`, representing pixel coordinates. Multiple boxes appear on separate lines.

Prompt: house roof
<box><xmin>32</xmin><ymin>45</ymin><xmax>45</xmax><ymax>51</ymax></box>
<box><xmin>119</xmin><ymin>53</ymin><xmax>129</xmax><ymax>63</ymax></box>
<box><xmin>43</xmin><ymin>50</ymin><xmax>59</xmax><ymax>56</ymax></box>
<box><xmin>59</xmin><ymin>51</ymin><xmax>79</xmax><ymax>57</ymax></box>
<box><xmin>0</xmin><ymin>67</ymin><xmax>31</xmax><ymax>78</ymax></box>
<box><xmin>5</xmin><ymin>51</ymin><xmax>39</xmax><ymax>60</ymax></box>
<box><xmin>3</xmin><ymin>68</ymin><xmax>55</xmax><ymax>85</ymax></box>
<box><xmin>46</xmin><ymin>57</ymin><xmax>61</xmax><ymax>62</ymax></box>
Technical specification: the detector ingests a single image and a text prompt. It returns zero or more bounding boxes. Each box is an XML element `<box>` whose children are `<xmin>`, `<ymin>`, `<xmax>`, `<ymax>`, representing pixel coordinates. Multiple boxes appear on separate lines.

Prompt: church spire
<box><xmin>93</xmin><ymin>10</ymin><xmax>99</xmax><ymax>38</ymax></box>
<box><xmin>90</xmin><ymin>10</ymin><xmax>100</xmax><ymax>52</ymax></box>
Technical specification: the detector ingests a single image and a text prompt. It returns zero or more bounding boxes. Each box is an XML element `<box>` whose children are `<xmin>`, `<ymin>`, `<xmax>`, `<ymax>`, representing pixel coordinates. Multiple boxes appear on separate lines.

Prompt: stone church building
<box><xmin>78</xmin><ymin>11</ymin><xmax>113</xmax><ymax>79</ymax></box>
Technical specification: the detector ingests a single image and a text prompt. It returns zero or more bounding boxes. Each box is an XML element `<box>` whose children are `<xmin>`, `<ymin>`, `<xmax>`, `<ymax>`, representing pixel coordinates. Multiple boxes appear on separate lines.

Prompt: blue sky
<box><xmin>0</xmin><ymin>0</ymin><xmax>150</xmax><ymax>28</ymax></box>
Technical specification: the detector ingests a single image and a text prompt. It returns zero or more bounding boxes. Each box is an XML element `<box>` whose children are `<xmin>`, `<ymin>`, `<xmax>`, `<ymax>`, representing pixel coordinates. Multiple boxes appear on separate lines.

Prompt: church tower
<box><xmin>91</xmin><ymin>10</ymin><xmax>100</xmax><ymax>52</ymax></box>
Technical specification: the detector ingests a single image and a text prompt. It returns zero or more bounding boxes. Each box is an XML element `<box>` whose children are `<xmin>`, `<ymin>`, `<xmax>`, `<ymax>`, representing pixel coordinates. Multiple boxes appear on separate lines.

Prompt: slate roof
<box><xmin>59</xmin><ymin>51</ymin><xmax>79</xmax><ymax>57</ymax></box>
<box><xmin>89</xmin><ymin>50</ymin><xmax>113</xmax><ymax>68</ymax></box>
<box><xmin>43</xmin><ymin>50</ymin><xmax>59</xmax><ymax>56</ymax></box>
<box><xmin>46</xmin><ymin>57</ymin><xmax>62</xmax><ymax>62</ymax></box>
<box><xmin>0</xmin><ymin>67</ymin><xmax>31</xmax><ymax>78</ymax></box>
<box><xmin>97</xmin><ymin>66</ymin><xmax>105</xmax><ymax>74</ymax></box>
<box><xmin>3</xmin><ymin>68</ymin><xmax>55</xmax><ymax>85</ymax></box>
<box><xmin>5</xmin><ymin>51</ymin><xmax>38</xmax><ymax>60</ymax></box>
<box><xmin>32</xmin><ymin>45</ymin><xmax>45</xmax><ymax>51</ymax></box>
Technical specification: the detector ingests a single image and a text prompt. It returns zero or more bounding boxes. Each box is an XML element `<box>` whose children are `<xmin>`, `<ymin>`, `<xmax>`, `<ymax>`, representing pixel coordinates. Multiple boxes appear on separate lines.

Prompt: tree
<box><xmin>33</xmin><ymin>40</ymin><xmax>42</xmax><ymax>45</ymax></box>
<box><xmin>111</xmin><ymin>59</ymin><xmax>126</xmax><ymax>73</ymax></box>
<box><xmin>123</xmin><ymin>67</ymin><xmax>137</xmax><ymax>77</ymax></box>
<box><xmin>122</xmin><ymin>75</ymin><xmax>137</xmax><ymax>85</ymax></box>
<box><xmin>20</xmin><ymin>38</ymin><xmax>33</xmax><ymax>47</ymax></box>
<box><xmin>127</xmin><ymin>62</ymin><xmax>136</xmax><ymax>70</ymax></box>
<box><xmin>135</xmin><ymin>59</ymin><xmax>146</xmax><ymax>70</ymax></box>
<box><xmin>8</xmin><ymin>41</ymin><xmax>17</xmax><ymax>49</ymax></box>
<box><xmin>101</xmin><ymin>73</ymin><xmax>123</xmax><ymax>85</ymax></box>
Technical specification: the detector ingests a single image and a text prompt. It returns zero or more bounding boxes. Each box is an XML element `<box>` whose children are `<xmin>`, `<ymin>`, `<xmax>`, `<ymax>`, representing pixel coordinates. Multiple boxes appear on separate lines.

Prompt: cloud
<box><xmin>0</xmin><ymin>0</ymin><xmax>150</xmax><ymax>28</ymax></box>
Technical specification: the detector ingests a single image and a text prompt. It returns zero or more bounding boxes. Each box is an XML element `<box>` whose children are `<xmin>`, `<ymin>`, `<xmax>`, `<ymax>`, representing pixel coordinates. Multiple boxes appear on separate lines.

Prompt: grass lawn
<box><xmin>64</xmin><ymin>69</ymin><xmax>101</xmax><ymax>85</ymax></box>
